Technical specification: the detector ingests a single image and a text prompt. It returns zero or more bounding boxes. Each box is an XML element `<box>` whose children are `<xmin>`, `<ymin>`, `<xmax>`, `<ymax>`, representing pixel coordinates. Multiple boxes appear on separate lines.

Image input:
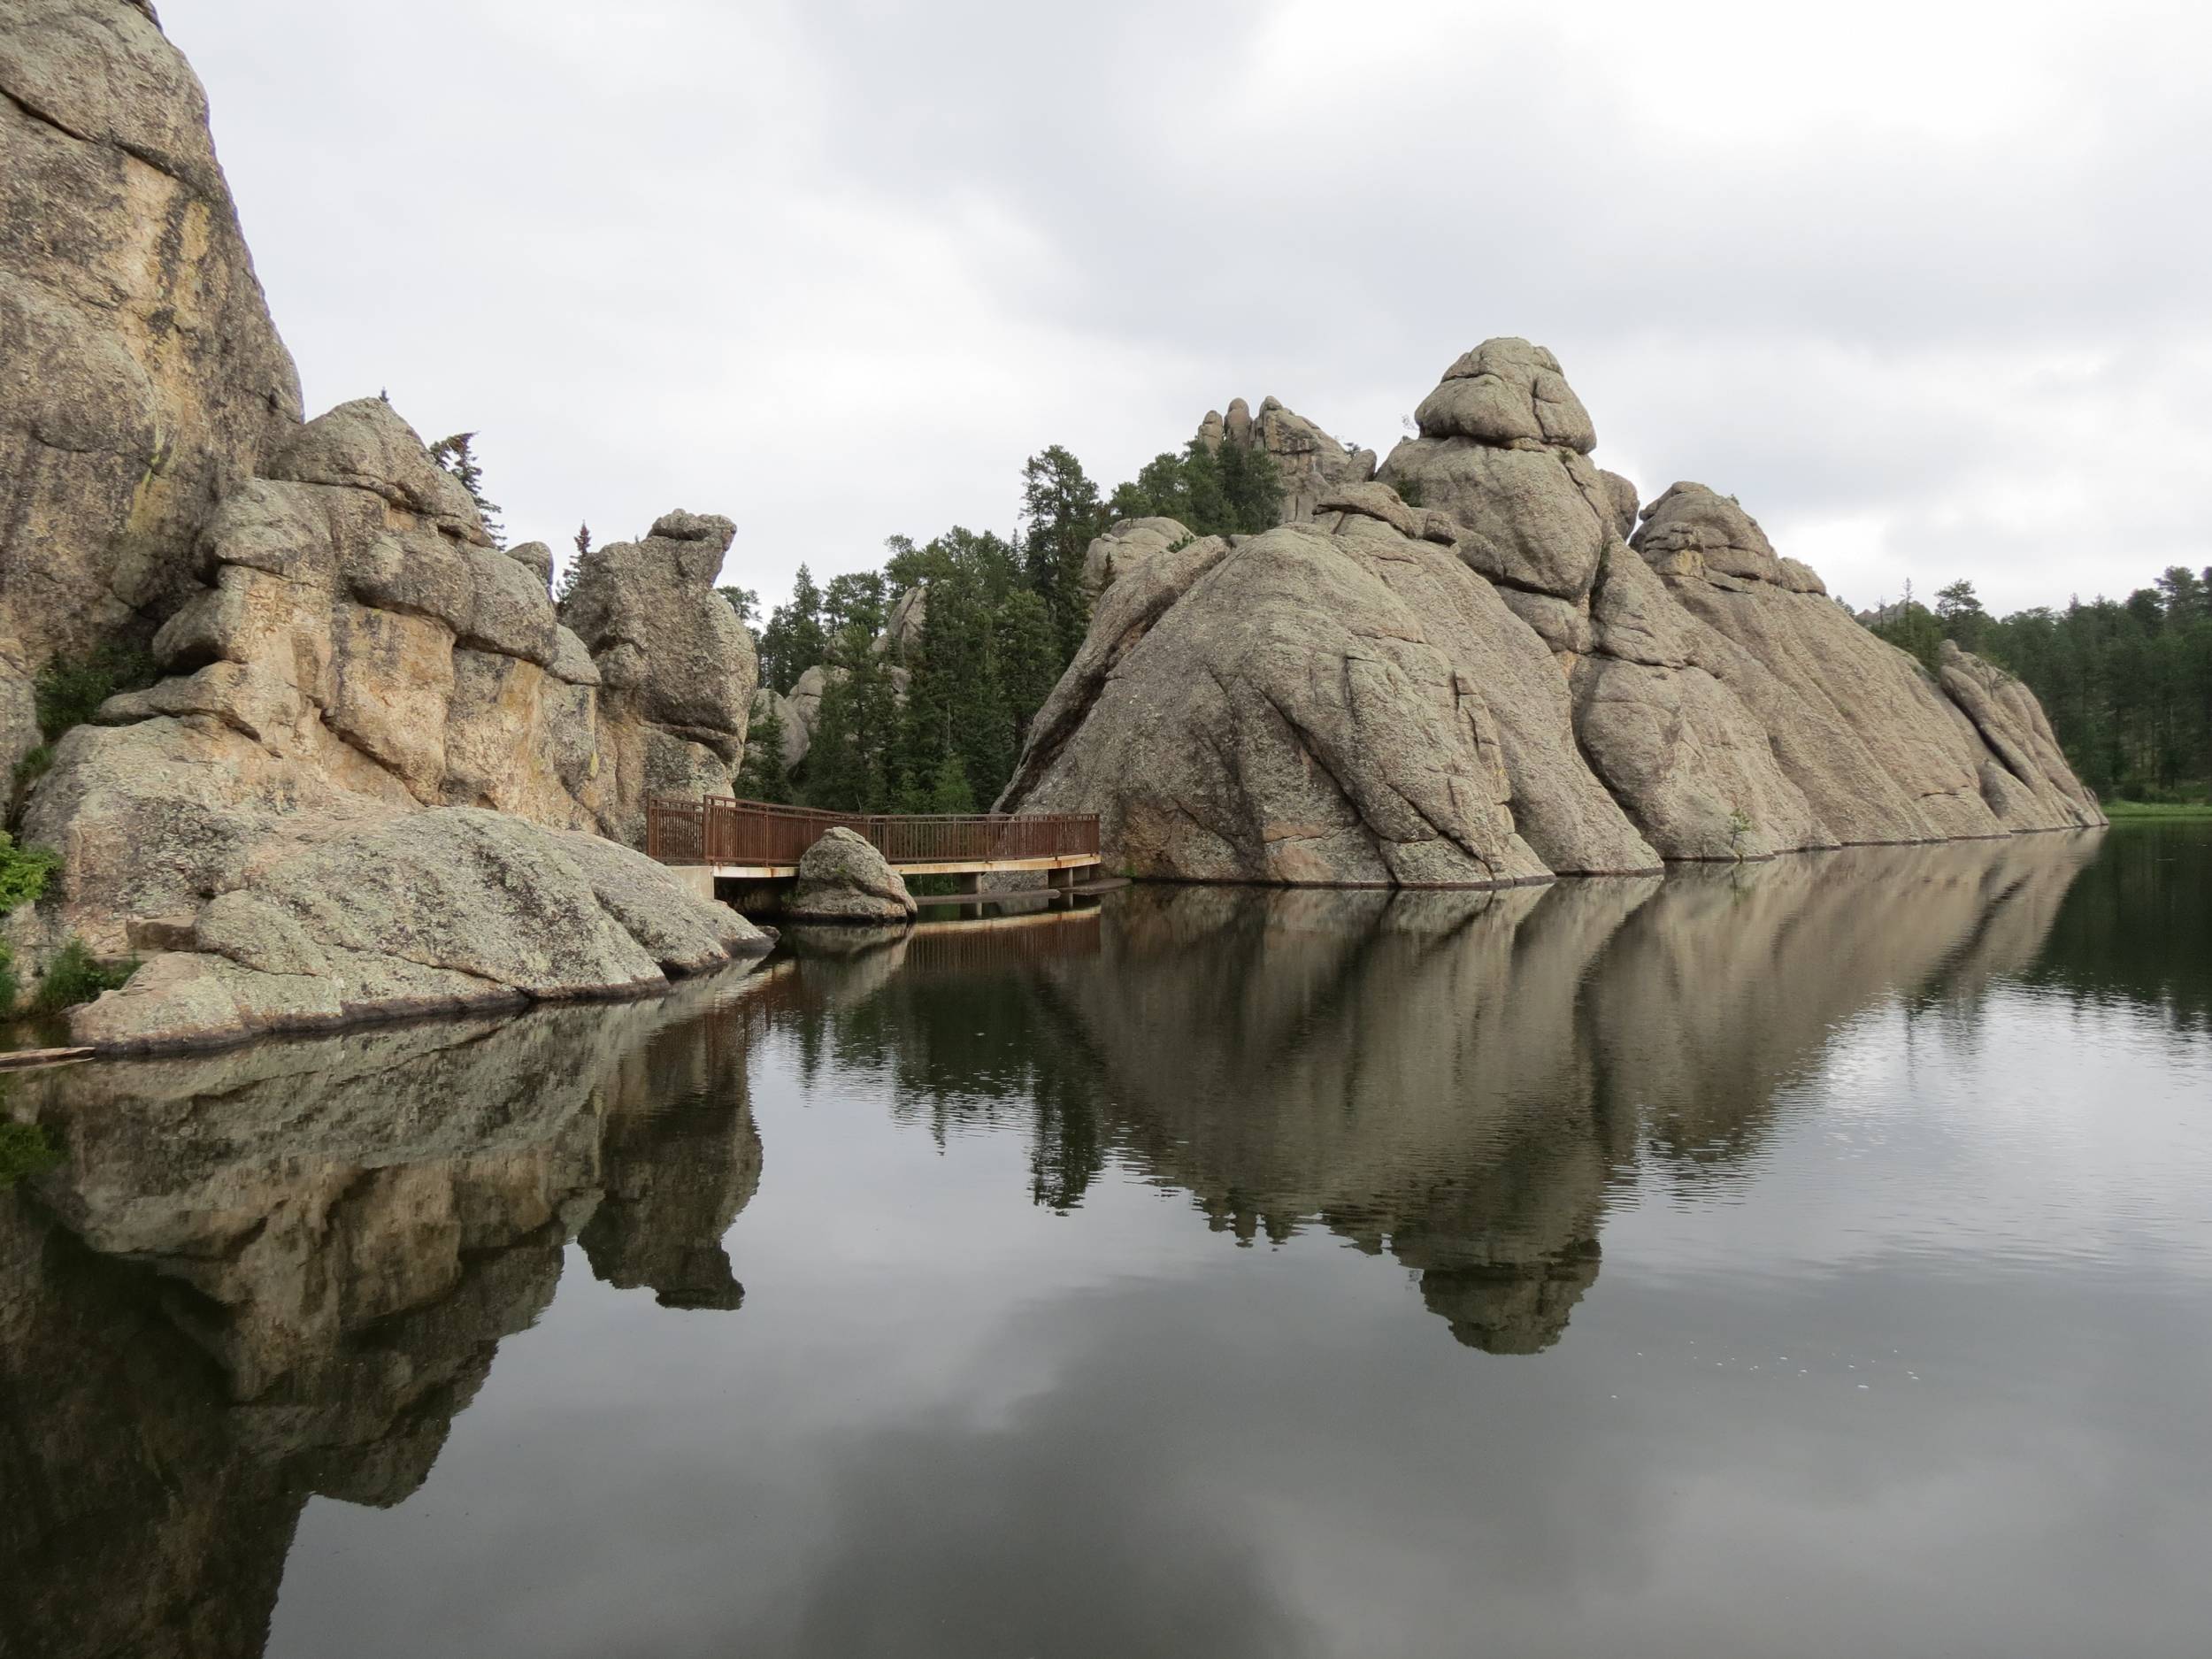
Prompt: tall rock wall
<box><xmin>1004</xmin><ymin>339</ymin><xmax>2104</xmax><ymax>882</ymax></box>
<box><xmin>0</xmin><ymin>0</ymin><xmax>303</xmax><ymax>778</ymax></box>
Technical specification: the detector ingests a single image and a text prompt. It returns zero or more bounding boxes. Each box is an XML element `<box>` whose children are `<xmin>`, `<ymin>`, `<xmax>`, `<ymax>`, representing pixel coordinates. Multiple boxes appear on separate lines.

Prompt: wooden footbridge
<box><xmin>646</xmin><ymin>797</ymin><xmax>1102</xmax><ymax>890</ymax></box>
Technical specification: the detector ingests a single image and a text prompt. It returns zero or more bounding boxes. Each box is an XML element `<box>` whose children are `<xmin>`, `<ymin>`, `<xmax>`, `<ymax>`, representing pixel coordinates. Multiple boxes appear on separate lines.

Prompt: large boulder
<box><xmin>0</xmin><ymin>0</ymin><xmax>303</xmax><ymax>777</ymax></box>
<box><xmin>19</xmin><ymin>401</ymin><xmax>751</xmax><ymax>944</ymax></box>
<box><xmin>14</xmin><ymin>400</ymin><xmax>771</xmax><ymax>1041</ymax></box>
<box><xmin>1081</xmin><ymin>516</ymin><xmax>1193</xmax><ymax>592</ymax></box>
<box><xmin>785</xmin><ymin>826</ymin><xmax>918</xmax><ymax>922</ymax></box>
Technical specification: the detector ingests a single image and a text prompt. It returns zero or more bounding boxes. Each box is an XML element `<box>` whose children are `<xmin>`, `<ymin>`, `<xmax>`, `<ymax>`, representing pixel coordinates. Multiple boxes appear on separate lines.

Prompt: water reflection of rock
<box><xmin>782</xmin><ymin>836</ymin><xmax>2101</xmax><ymax>1357</ymax></box>
<box><xmin>580</xmin><ymin>1010</ymin><xmax>763</xmax><ymax>1310</ymax></box>
<box><xmin>0</xmin><ymin>964</ymin><xmax>772</xmax><ymax>1659</ymax></box>
<box><xmin>1078</xmin><ymin>838</ymin><xmax>2099</xmax><ymax>1352</ymax></box>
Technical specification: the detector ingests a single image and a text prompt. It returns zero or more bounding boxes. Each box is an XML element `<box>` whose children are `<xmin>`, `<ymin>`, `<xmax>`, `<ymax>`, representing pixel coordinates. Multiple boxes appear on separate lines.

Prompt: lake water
<box><xmin>4</xmin><ymin>825</ymin><xmax>2208</xmax><ymax>1658</ymax></box>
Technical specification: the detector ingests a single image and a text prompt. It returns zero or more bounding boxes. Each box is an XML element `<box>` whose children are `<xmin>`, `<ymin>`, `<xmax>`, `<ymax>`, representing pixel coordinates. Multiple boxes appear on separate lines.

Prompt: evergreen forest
<box><xmin>743</xmin><ymin>435</ymin><xmax>1281</xmax><ymax>813</ymax></box>
<box><xmin>1867</xmin><ymin>570</ymin><xmax>2212</xmax><ymax>803</ymax></box>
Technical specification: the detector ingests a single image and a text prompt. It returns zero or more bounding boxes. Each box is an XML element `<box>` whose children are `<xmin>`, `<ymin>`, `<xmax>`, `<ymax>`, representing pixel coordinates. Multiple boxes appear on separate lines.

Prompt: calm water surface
<box><xmin>4</xmin><ymin>826</ymin><xmax>2208</xmax><ymax>1657</ymax></box>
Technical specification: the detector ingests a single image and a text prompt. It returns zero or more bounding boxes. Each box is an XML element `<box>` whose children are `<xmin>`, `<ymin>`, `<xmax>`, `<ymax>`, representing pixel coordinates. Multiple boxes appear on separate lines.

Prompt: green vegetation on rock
<box><xmin>30</xmin><ymin>937</ymin><xmax>137</xmax><ymax>1015</ymax></box>
<box><xmin>0</xmin><ymin>834</ymin><xmax>58</xmax><ymax>911</ymax></box>
<box><xmin>0</xmin><ymin>1120</ymin><xmax>60</xmax><ymax>1191</ymax></box>
<box><xmin>31</xmin><ymin>641</ymin><xmax>157</xmax><ymax>746</ymax></box>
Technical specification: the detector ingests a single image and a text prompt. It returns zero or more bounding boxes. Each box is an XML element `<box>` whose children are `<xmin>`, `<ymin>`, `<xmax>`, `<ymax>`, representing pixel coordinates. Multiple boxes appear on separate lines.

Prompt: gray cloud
<box><xmin>163</xmin><ymin>0</ymin><xmax>2211</xmax><ymax>617</ymax></box>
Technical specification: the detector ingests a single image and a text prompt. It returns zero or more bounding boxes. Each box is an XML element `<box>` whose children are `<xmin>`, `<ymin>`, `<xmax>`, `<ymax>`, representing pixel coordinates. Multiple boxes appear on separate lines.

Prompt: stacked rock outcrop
<box><xmin>1003</xmin><ymin>340</ymin><xmax>2103</xmax><ymax>880</ymax></box>
<box><xmin>0</xmin><ymin>0</ymin><xmax>303</xmax><ymax>778</ymax></box>
<box><xmin>0</xmin><ymin>5</ymin><xmax>772</xmax><ymax>1048</ymax></box>
<box><xmin>20</xmin><ymin>396</ymin><xmax>764</xmax><ymax>1033</ymax></box>
<box><xmin>1194</xmin><ymin>395</ymin><xmax>1378</xmax><ymax>523</ymax></box>
<box><xmin>558</xmin><ymin>505</ymin><xmax>759</xmax><ymax>844</ymax></box>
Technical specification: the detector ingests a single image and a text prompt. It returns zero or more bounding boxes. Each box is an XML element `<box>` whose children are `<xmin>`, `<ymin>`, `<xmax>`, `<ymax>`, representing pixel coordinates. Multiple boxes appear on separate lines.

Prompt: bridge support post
<box><xmin>1048</xmin><ymin>864</ymin><xmax>1077</xmax><ymax>894</ymax></box>
<box><xmin>954</xmin><ymin>871</ymin><xmax>982</xmax><ymax>895</ymax></box>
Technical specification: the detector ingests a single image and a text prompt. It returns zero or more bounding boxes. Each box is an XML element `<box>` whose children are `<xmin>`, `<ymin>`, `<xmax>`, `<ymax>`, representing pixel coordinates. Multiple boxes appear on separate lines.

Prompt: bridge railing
<box><xmin>645</xmin><ymin>796</ymin><xmax>1101</xmax><ymax>868</ymax></box>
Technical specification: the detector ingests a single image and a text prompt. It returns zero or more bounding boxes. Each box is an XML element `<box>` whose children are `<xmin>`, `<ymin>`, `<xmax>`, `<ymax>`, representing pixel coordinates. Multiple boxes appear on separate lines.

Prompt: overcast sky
<box><xmin>164</xmin><ymin>0</ymin><xmax>2209</xmax><ymax>617</ymax></box>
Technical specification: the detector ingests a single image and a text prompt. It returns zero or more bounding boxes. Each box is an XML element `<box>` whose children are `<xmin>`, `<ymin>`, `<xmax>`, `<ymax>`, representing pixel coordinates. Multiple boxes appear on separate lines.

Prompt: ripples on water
<box><xmin>2</xmin><ymin>825</ymin><xmax>2208</xmax><ymax>1657</ymax></box>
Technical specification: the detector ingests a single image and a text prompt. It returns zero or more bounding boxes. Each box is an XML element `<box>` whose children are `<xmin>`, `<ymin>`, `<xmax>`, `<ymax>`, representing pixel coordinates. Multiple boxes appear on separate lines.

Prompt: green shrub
<box><xmin>0</xmin><ymin>1120</ymin><xmax>60</xmax><ymax>1190</ymax></box>
<box><xmin>0</xmin><ymin>834</ymin><xmax>58</xmax><ymax>912</ymax></box>
<box><xmin>32</xmin><ymin>937</ymin><xmax>136</xmax><ymax>1015</ymax></box>
<box><xmin>11</xmin><ymin>744</ymin><xmax>52</xmax><ymax>793</ymax></box>
<box><xmin>33</xmin><ymin>642</ymin><xmax>157</xmax><ymax>741</ymax></box>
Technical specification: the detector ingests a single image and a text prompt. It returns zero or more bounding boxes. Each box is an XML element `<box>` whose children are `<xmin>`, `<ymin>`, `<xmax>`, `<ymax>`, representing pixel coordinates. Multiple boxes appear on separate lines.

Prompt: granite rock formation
<box><xmin>0</xmin><ymin>0</ymin><xmax>303</xmax><ymax>779</ymax></box>
<box><xmin>786</xmin><ymin>826</ymin><xmax>918</xmax><ymax>922</ymax></box>
<box><xmin>1000</xmin><ymin>485</ymin><xmax>1660</xmax><ymax>884</ymax></box>
<box><xmin>1004</xmin><ymin>340</ymin><xmax>2102</xmax><ymax>881</ymax></box>
<box><xmin>1</xmin><ymin>6</ymin><xmax>768</xmax><ymax>1047</ymax></box>
<box><xmin>557</xmin><ymin>507</ymin><xmax>757</xmax><ymax>844</ymax></box>
<box><xmin>19</xmin><ymin>399</ymin><xmax>766</xmax><ymax>1048</ymax></box>
<box><xmin>1195</xmin><ymin>396</ymin><xmax>1378</xmax><ymax>522</ymax></box>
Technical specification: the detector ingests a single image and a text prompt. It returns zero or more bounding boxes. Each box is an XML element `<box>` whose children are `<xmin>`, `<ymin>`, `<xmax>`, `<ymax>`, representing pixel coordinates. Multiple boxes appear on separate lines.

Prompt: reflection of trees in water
<box><xmin>2014</xmin><ymin>822</ymin><xmax>2210</xmax><ymax>1032</ymax></box>
<box><xmin>780</xmin><ymin>836</ymin><xmax>2101</xmax><ymax>1357</ymax></box>
<box><xmin>772</xmin><ymin>914</ymin><xmax>1118</xmax><ymax>1211</ymax></box>
<box><xmin>0</xmin><ymin>970</ymin><xmax>773</xmax><ymax>1659</ymax></box>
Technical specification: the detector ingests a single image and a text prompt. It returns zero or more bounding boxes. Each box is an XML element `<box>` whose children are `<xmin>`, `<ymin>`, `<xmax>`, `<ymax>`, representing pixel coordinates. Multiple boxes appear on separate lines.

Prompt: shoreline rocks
<box><xmin>65</xmin><ymin>808</ymin><xmax>772</xmax><ymax>1053</ymax></box>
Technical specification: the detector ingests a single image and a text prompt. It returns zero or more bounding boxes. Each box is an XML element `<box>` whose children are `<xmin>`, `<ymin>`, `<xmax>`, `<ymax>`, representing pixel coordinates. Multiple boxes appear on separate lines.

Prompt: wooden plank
<box><xmin>0</xmin><ymin>1046</ymin><xmax>94</xmax><ymax>1069</ymax></box>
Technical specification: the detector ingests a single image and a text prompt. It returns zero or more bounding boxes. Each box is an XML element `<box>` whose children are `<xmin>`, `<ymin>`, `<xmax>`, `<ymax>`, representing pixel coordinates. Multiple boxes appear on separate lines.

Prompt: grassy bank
<box><xmin>2102</xmin><ymin>800</ymin><xmax>2212</xmax><ymax>819</ymax></box>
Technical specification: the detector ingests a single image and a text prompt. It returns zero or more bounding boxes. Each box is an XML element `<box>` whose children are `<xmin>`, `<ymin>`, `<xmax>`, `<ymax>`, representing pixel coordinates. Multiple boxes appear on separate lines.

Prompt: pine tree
<box><xmin>994</xmin><ymin>588</ymin><xmax>1060</xmax><ymax>763</ymax></box>
<box><xmin>733</xmin><ymin>698</ymin><xmax>790</xmax><ymax>803</ymax></box>
<box><xmin>928</xmin><ymin>749</ymin><xmax>976</xmax><ymax>813</ymax></box>
<box><xmin>806</xmin><ymin>626</ymin><xmax>900</xmax><ymax>811</ymax></box>
<box><xmin>1020</xmin><ymin>446</ymin><xmax>1102</xmax><ymax>663</ymax></box>
<box><xmin>758</xmin><ymin>565</ymin><xmax>828</xmax><ymax>695</ymax></box>
<box><xmin>427</xmin><ymin>431</ymin><xmax>504</xmax><ymax>545</ymax></box>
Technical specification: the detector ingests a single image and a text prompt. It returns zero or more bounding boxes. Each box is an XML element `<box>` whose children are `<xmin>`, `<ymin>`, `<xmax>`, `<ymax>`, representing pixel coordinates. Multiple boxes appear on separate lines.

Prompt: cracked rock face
<box><xmin>65</xmin><ymin>807</ymin><xmax>771</xmax><ymax>1050</ymax></box>
<box><xmin>23</xmin><ymin>401</ymin><xmax>758</xmax><ymax>945</ymax></box>
<box><xmin>0</xmin><ymin>0</ymin><xmax>303</xmax><ymax>778</ymax></box>
<box><xmin>1005</xmin><ymin>340</ymin><xmax>2103</xmax><ymax>883</ymax></box>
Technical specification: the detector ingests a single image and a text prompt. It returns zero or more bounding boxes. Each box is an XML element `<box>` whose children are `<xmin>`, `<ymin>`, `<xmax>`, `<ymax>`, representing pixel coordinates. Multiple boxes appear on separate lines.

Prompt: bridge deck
<box><xmin>646</xmin><ymin>796</ymin><xmax>1102</xmax><ymax>878</ymax></box>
